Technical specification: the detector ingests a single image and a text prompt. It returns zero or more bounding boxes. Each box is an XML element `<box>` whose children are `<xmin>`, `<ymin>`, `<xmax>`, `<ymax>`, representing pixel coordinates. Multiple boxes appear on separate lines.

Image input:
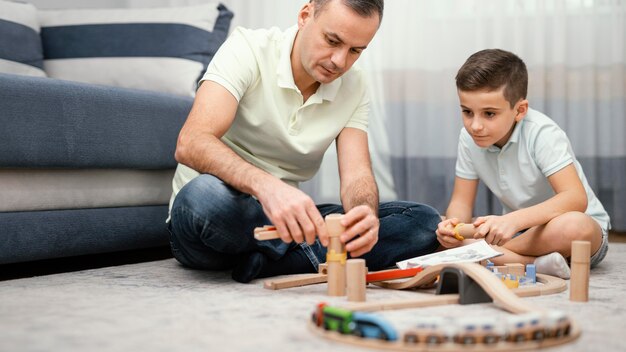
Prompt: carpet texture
<box><xmin>0</xmin><ymin>243</ymin><xmax>624</xmax><ymax>351</ymax></box>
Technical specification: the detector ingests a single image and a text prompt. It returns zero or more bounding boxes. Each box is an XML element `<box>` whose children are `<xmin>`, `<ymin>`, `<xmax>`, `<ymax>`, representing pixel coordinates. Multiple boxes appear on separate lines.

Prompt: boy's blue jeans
<box><xmin>168</xmin><ymin>174</ymin><xmax>441</xmax><ymax>274</ymax></box>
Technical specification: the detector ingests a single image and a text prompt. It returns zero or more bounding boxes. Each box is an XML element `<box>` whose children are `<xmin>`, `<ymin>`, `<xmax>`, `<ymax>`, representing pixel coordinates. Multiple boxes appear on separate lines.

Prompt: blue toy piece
<box><xmin>351</xmin><ymin>312</ymin><xmax>398</xmax><ymax>341</ymax></box>
<box><xmin>525</xmin><ymin>264</ymin><xmax>537</xmax><ymax>284</ymax></box>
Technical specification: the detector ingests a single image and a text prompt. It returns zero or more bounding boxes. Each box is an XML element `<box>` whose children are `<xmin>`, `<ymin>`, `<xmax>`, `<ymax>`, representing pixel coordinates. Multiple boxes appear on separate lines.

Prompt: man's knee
<box><xmin>382</xmin><ymin>201</ymin><xmax>441</xmax><ymax>231</ymax></box>
<box><xmin>173</xmin><ymin>175</ymin><xmax>231</xmax><ymax>216</ymax></box>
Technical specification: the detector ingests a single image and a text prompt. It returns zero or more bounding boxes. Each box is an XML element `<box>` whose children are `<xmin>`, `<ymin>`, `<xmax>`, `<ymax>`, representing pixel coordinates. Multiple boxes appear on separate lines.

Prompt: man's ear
<box><xmin>515</xmin><ymin>99</ymin><xmax>529</xmax><ymax>122</ymax></box>
<box><xmin>298</xmin><ymin>3</ymin><xmax>314</xmax><ymax>29</ymax></box>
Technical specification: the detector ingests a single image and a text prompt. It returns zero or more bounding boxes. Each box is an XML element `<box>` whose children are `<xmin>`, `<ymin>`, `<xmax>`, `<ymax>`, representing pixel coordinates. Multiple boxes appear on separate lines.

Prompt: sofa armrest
<box><xmin>0</xmin><ymin>73</ymin><xmax>193</xmax><ymax>169</ymax></box>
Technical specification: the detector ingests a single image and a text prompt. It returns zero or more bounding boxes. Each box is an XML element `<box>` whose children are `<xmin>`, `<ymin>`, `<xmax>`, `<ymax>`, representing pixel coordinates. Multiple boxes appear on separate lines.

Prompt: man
<box><xmin>168</xmin><ymin>0</ymin><xmax>440</xmax><ymax>283</ymax></box>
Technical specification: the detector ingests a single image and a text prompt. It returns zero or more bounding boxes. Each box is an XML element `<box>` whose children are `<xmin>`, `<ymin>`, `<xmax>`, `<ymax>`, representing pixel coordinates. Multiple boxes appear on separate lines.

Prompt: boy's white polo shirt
<box><xmin>170</xmin><ymin>25</ymin><xmax>370</xmax><ymax>207</ymax></box>
<box><xmin>455</xmin><ymin>108</ymin><xmax>610</xmax><ymax>232</ymax></box>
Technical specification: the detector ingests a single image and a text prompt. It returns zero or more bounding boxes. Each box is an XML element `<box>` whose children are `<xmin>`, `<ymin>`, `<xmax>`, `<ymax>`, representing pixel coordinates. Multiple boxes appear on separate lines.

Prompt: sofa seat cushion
<box><xmin>0</xmin><ymin>0</ymin><xmax>46</xmax><ymax>77</ymax></box>
<box><xmin>0</xmin><ymin>205</ymin><xmax>170</xmax><ymax>264</ymax></box>
<box><xmin>0</xmin><ymin>169</ymin><xmax>175</xmax><ymax>212</ymax></box>
<box><xmin>39</xmin><ymin>3</ymin><xmax>233</xmax><ymax>97</ymax></box>
<box><xmin>0</xmin><ymin>73</ymin><xmax>191</xmax><ymax>168</ymax></box>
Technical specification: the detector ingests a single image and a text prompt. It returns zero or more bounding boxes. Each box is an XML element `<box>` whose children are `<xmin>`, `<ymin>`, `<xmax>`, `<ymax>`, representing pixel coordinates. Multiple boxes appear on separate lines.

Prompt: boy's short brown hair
<box><xmin>455</xmin><ymin>49</ymin><xmax>528</xmax><ymax>108</ymax></box>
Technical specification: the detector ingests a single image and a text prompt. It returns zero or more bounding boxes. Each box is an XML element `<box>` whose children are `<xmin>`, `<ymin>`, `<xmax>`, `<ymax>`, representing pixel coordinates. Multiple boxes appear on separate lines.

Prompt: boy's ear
<box><xmin>515</xmin><ymin>99</ymin><xmax>529</xmax><ymax>122</ymax></box>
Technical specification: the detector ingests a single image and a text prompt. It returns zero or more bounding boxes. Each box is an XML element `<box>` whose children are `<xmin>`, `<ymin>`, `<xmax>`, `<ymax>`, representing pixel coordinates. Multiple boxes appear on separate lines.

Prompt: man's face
<box><xmin>458</xmin><ymin>88</ymin><xmax>526</xmax><ymax>149</ymax></box>
<box><xmin>296</xmin><ymin>0</ymin><xmax>379</xmax><ymax>84</ymax></box>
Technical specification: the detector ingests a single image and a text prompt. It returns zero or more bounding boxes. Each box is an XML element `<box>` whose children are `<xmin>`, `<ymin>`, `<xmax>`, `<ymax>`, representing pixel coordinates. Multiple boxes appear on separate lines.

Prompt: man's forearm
<box><xmin>341</xmin><ymin>175</ymin><xmax>379</xmax><ymax>214</ymax></box>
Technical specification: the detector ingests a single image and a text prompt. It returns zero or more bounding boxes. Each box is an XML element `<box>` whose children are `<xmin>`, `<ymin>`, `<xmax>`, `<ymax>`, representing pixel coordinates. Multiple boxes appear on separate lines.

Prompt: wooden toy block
<box><xmin>505</xmin><ymin>263</ymin><xmax>525</xmax><ymax>278</ymax></box>
<box><xmin>254</xmin><ymin>229</ymin><xmax>280</xmax><ymax>240</ymax></box>
<box><xmin>525</xmin><ymin>264</ymin><xmax>536</xmax><ymax>284</ymax></box>
<box><xmin>254</xmin><ymin>225</ymin><xmax>276</xmax><ymax>233</ymax></box>
<box><xmin>318</xmin><ymin>263</ymin><xmax>328</xmax><ymax>274</ymax></box>
<box><xmin>492</xmin><ymin>266</ymin><xmax>510</xmax><ymax>275</ymax></box>
<box><xmin>502</xmin><ymin>275</ymin><xmax>520</xmax><ymax>289</ymax></box>
<box><xmin>347</xmin><ymin>259</ymin><xmax>366</xmax><ymax>302</ymax></box>
<box><xmin>264</xmin><ymin>273</ymin><xmax>328</xmax><ymax>290</ymax></box>
<box><xmin>366</xmin><ymin>267</ymin><xmax>423</xmax><ymax>283</ymax></box>
<box><xmin>325</xmin><ymin>213</ymin><xmax>346</xmax><ymax>296</ymax></box>
<box><xmin>570</xmin><ymin>241</ymin><xmax>590</xmax><ymax>302</ymax></box>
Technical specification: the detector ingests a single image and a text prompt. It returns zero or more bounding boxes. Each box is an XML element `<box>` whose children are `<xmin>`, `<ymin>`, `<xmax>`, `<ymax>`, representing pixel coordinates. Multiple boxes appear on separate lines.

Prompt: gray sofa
<box><xmin>0</xmin><ymin>73</ymin><xmax>192</xmax><ymax>264</ymax></box>
<box><xmin>0</xmin><ymin>1</ymin><xmax>233</xmax><ymax>265</ymax></box>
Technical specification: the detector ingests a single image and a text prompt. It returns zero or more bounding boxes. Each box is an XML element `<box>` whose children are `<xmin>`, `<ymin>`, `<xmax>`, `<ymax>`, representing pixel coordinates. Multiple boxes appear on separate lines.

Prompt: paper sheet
<box><xmin>396</xmin><ymin>240</ymin><xmax>503</xmax><ymax>269</ymax></box>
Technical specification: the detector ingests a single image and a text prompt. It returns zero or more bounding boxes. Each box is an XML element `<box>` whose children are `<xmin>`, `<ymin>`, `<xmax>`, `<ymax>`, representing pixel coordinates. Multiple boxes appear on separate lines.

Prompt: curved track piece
<box><xmin>372</xmin><ymin>263</ymin><xmax>567</xmax><ymax>314</ymax></box>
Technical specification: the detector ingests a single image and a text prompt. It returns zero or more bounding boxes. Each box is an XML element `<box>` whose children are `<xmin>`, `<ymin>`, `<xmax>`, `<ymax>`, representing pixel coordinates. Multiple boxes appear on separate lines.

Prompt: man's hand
<box><xmin>472</xmin><ymin>215</ymin><xmax>518</xmax><ymax>246</ymax></box>
<box><xmin>339</xmin><ymin>205</ymin><xmax>379</xmax><ymax>257</ymax></box>
<box><xmin>256</xmin><ymin>180</ymin><xmax>328</xmax><ymax>246</ymax></box>
<box><xmin>436</xmin><ymin>218</ymin><xmax>463</xmax><ymax>249</ymax></box>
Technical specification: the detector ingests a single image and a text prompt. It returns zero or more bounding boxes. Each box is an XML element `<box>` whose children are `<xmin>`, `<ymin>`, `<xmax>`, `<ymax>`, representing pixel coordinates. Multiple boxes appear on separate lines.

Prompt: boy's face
<box><xmin>458</xmin><ymin>88</ymin><xmax>528</xmax><ymax>148</ymax></box>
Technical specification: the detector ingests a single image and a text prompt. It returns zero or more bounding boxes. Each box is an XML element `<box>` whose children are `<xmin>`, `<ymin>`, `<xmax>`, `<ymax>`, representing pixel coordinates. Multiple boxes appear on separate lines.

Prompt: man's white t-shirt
<box><xmin>169</xmin><ymin>25</ymin><xmax>370</xmax><ymax>211</ymax></box>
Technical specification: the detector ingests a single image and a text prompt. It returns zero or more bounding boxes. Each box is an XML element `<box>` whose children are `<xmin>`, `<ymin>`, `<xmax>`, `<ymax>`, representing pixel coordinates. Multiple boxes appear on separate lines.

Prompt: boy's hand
<box><xmin>472</xmin><ymin>215</ymin><xmax>517</xmax><ymax>246</ymax></box>
<box><xmin>436</xmin><ymin>218</ymin><xmax>463</xmax><ymax>249</ymax></box>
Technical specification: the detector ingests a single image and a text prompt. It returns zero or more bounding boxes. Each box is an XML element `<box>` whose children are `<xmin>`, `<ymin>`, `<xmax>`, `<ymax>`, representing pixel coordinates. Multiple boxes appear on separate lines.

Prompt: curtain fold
<box><xmin>365</xmin><ymin>0</ymin><xmax>626</xmax><ymax>230</ymax></box>
<box><xmin>32</xmin><ymin>0</ymin><xmax>626</xmax><ymax>230</ymax></box>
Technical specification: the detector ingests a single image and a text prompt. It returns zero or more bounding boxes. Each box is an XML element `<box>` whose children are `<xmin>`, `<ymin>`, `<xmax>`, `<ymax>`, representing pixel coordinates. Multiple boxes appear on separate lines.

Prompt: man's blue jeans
<box><xmin>168</xmin><ymin>174</ymin><xmax>441</xmax><ymax>274</ymax></box>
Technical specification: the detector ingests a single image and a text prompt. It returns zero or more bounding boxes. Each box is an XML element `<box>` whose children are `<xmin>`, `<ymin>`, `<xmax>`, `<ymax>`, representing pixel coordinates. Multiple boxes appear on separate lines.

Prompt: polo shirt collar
<box><xmin>276</xmin><ymin>25</ymin><xmax>342</xmax><ymax>102</ymax></box>
<box><xmin>487</xmin><ymin>119</ymin><xmax>523</xmax><ymax>153</ymax></box>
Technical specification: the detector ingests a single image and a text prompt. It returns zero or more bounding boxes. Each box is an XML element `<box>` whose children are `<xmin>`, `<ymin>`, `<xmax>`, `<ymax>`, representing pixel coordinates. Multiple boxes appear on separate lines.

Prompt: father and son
<box><xmin>167</xmin><ymin>0</ymin><xmax>610</xmax><ymax>283</ymax></box>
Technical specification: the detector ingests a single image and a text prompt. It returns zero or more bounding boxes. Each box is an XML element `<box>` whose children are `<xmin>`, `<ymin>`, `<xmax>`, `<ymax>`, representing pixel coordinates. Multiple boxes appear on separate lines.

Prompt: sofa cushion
<box><xmin>0</xmin><ymin>0</ymin><xmax>46</xmax><ymax>77</ymax></box>
<box><xmin>0</xmin><ymin>169</ymin><xmax>175</xmax><ymax>212</ymax></box>
<box><xmin>39</xmin><ymin>3</ymin><xmax>233</xmax><ymax>97</ymax></box>
<box><xmin>0</xmin><ymin>205</ymin><xmax>170</xmax><ymax>264</ymax></box>
<box><xmin>0</xmin><ymin>73</ymin><xmax>192</xmax><ymax>169</ymax></box>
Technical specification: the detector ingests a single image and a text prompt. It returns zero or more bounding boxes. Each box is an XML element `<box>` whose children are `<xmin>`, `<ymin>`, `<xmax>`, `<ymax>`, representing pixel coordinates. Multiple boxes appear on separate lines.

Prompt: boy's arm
<box><xmin>446</xmin><ymin>176</ymin><xmax>479</xmax><ymax>222</ymax></box>
<box><xmin>473</xmin><ymin>163</ymin><xmax>587</xmax><ymax>244</ymax></box>
<box><xmin>436</xmin><ymin>176</ymin><xmax>479</xmax><ymax>248</ymax></box>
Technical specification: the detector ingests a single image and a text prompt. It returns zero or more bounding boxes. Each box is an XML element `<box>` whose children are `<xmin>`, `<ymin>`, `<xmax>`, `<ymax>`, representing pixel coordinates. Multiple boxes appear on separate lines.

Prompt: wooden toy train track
<box><xmin>308</xmin><ymin>263</ymin><xmax>580</xmax><ymax>351</ymax></box>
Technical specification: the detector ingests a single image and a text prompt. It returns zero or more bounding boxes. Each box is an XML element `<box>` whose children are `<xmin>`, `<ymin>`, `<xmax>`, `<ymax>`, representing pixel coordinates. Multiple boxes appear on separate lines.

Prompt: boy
<box><xmin>436</xmin><ymin>49</ymin><xmax>610</xmax><ymax>279</ymax></box>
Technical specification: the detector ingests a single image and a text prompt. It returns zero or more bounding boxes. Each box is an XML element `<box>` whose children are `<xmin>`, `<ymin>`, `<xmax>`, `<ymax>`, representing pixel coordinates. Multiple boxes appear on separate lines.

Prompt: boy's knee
<box><xmin>558</xmin><ymin>212</ymin><xmax>599</xmax><ymax>242</ymax></box>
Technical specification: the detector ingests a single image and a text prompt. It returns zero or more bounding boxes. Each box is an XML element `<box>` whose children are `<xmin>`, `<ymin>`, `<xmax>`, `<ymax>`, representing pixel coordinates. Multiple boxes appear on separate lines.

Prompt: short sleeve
<box><xmin>344</xmin><ymin>82</ymin><xmax>369</xmax><ymax>132</ymax></box>
<box><xmin>531</xmin><ymin>123</ymin><xmax>574</xmax><ymax>177</ymax></box>
<box><xmin>200</xmin><ymin>27</ymin><xmax>258</xmax><ymax>102</ymax></box>
<box><xmin>455</xmin><ymin>128</ymin><xmax>479</xmax><ymax>179</ymax></box>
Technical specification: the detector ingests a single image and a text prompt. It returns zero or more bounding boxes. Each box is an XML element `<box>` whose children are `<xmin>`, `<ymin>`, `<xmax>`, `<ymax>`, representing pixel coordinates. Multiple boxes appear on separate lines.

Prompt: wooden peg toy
<box><xmin>449</xmin><ymin>223</ymin><xmax>477</xmax><ymax>241</ymax></box>
<box><xmin>570</xmin><ymin>240</ymin><xmax>591</xmax><ymax>302</ymax></box>
<box><xmin>253</xmin><ymin>226</ymin><xmax>280</xmax><ymax>240</ymax></box>
<box><xmin>325</xmin><ymin>213</ymin><xmax>347</xmax><ymax>296</ymax></box>
<box><xmin>346</xmin><ymin>259</ymin><xmax>366</xmax><ymax>302</ymax></box>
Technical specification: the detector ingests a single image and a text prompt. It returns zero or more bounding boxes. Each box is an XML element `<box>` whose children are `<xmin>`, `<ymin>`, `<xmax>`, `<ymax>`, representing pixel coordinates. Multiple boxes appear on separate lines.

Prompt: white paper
<box><xmin>396</xmin><ymin>240</ymin><xmax>503</xmax><ymax>269</ymax></box>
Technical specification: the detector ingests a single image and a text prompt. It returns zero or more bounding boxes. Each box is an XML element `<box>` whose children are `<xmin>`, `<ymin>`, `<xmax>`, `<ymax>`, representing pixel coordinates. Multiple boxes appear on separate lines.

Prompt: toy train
<box><xmin>404</xmin><ymin>311</ymin><xmax>571</xmax><ymax>345</ymax></box>
<box><xmin>312</xmin><ymin>303</ymin><xmax>572</xmax><ymax>346</ymax></box>
<box><xmin>312</xmin><ymin>303</ymin><xmax>398</xmax><ymax>341</ymax></box>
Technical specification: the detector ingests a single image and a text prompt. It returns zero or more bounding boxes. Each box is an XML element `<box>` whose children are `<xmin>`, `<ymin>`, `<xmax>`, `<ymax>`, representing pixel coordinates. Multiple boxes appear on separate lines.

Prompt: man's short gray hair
<box><xmin>311</xmin><ymin>0</ymin><xmax>384</xmax><ymax>24</ymax></box>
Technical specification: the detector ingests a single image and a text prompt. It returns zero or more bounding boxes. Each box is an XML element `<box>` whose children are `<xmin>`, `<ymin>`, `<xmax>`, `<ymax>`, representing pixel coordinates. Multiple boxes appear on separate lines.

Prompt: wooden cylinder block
<box><xmin>347</xmin><ymin>259</ymin><xmax>366</xmax><ymax>302</ymax></box>
<box><xmin>326</xmin><ymin>213</ymin><xmax>346</xmax><ymax>296</ymax></box>
<box><xmin>570</xmin><ymin>240</ymin><xmax>591</xmax><ymax>302</ymax></box>
<box><xmin>455</xmin><ymin>223</ymin><xmax>477</xmax><ymax>239</ymax></box>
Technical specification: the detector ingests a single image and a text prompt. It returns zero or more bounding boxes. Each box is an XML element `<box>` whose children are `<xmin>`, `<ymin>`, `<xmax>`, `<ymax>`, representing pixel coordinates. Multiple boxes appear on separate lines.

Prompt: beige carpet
<box><xmin>0</xmin><ymin>243</ymin><xmax>623</xmax><ymax>351</ymax></box>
